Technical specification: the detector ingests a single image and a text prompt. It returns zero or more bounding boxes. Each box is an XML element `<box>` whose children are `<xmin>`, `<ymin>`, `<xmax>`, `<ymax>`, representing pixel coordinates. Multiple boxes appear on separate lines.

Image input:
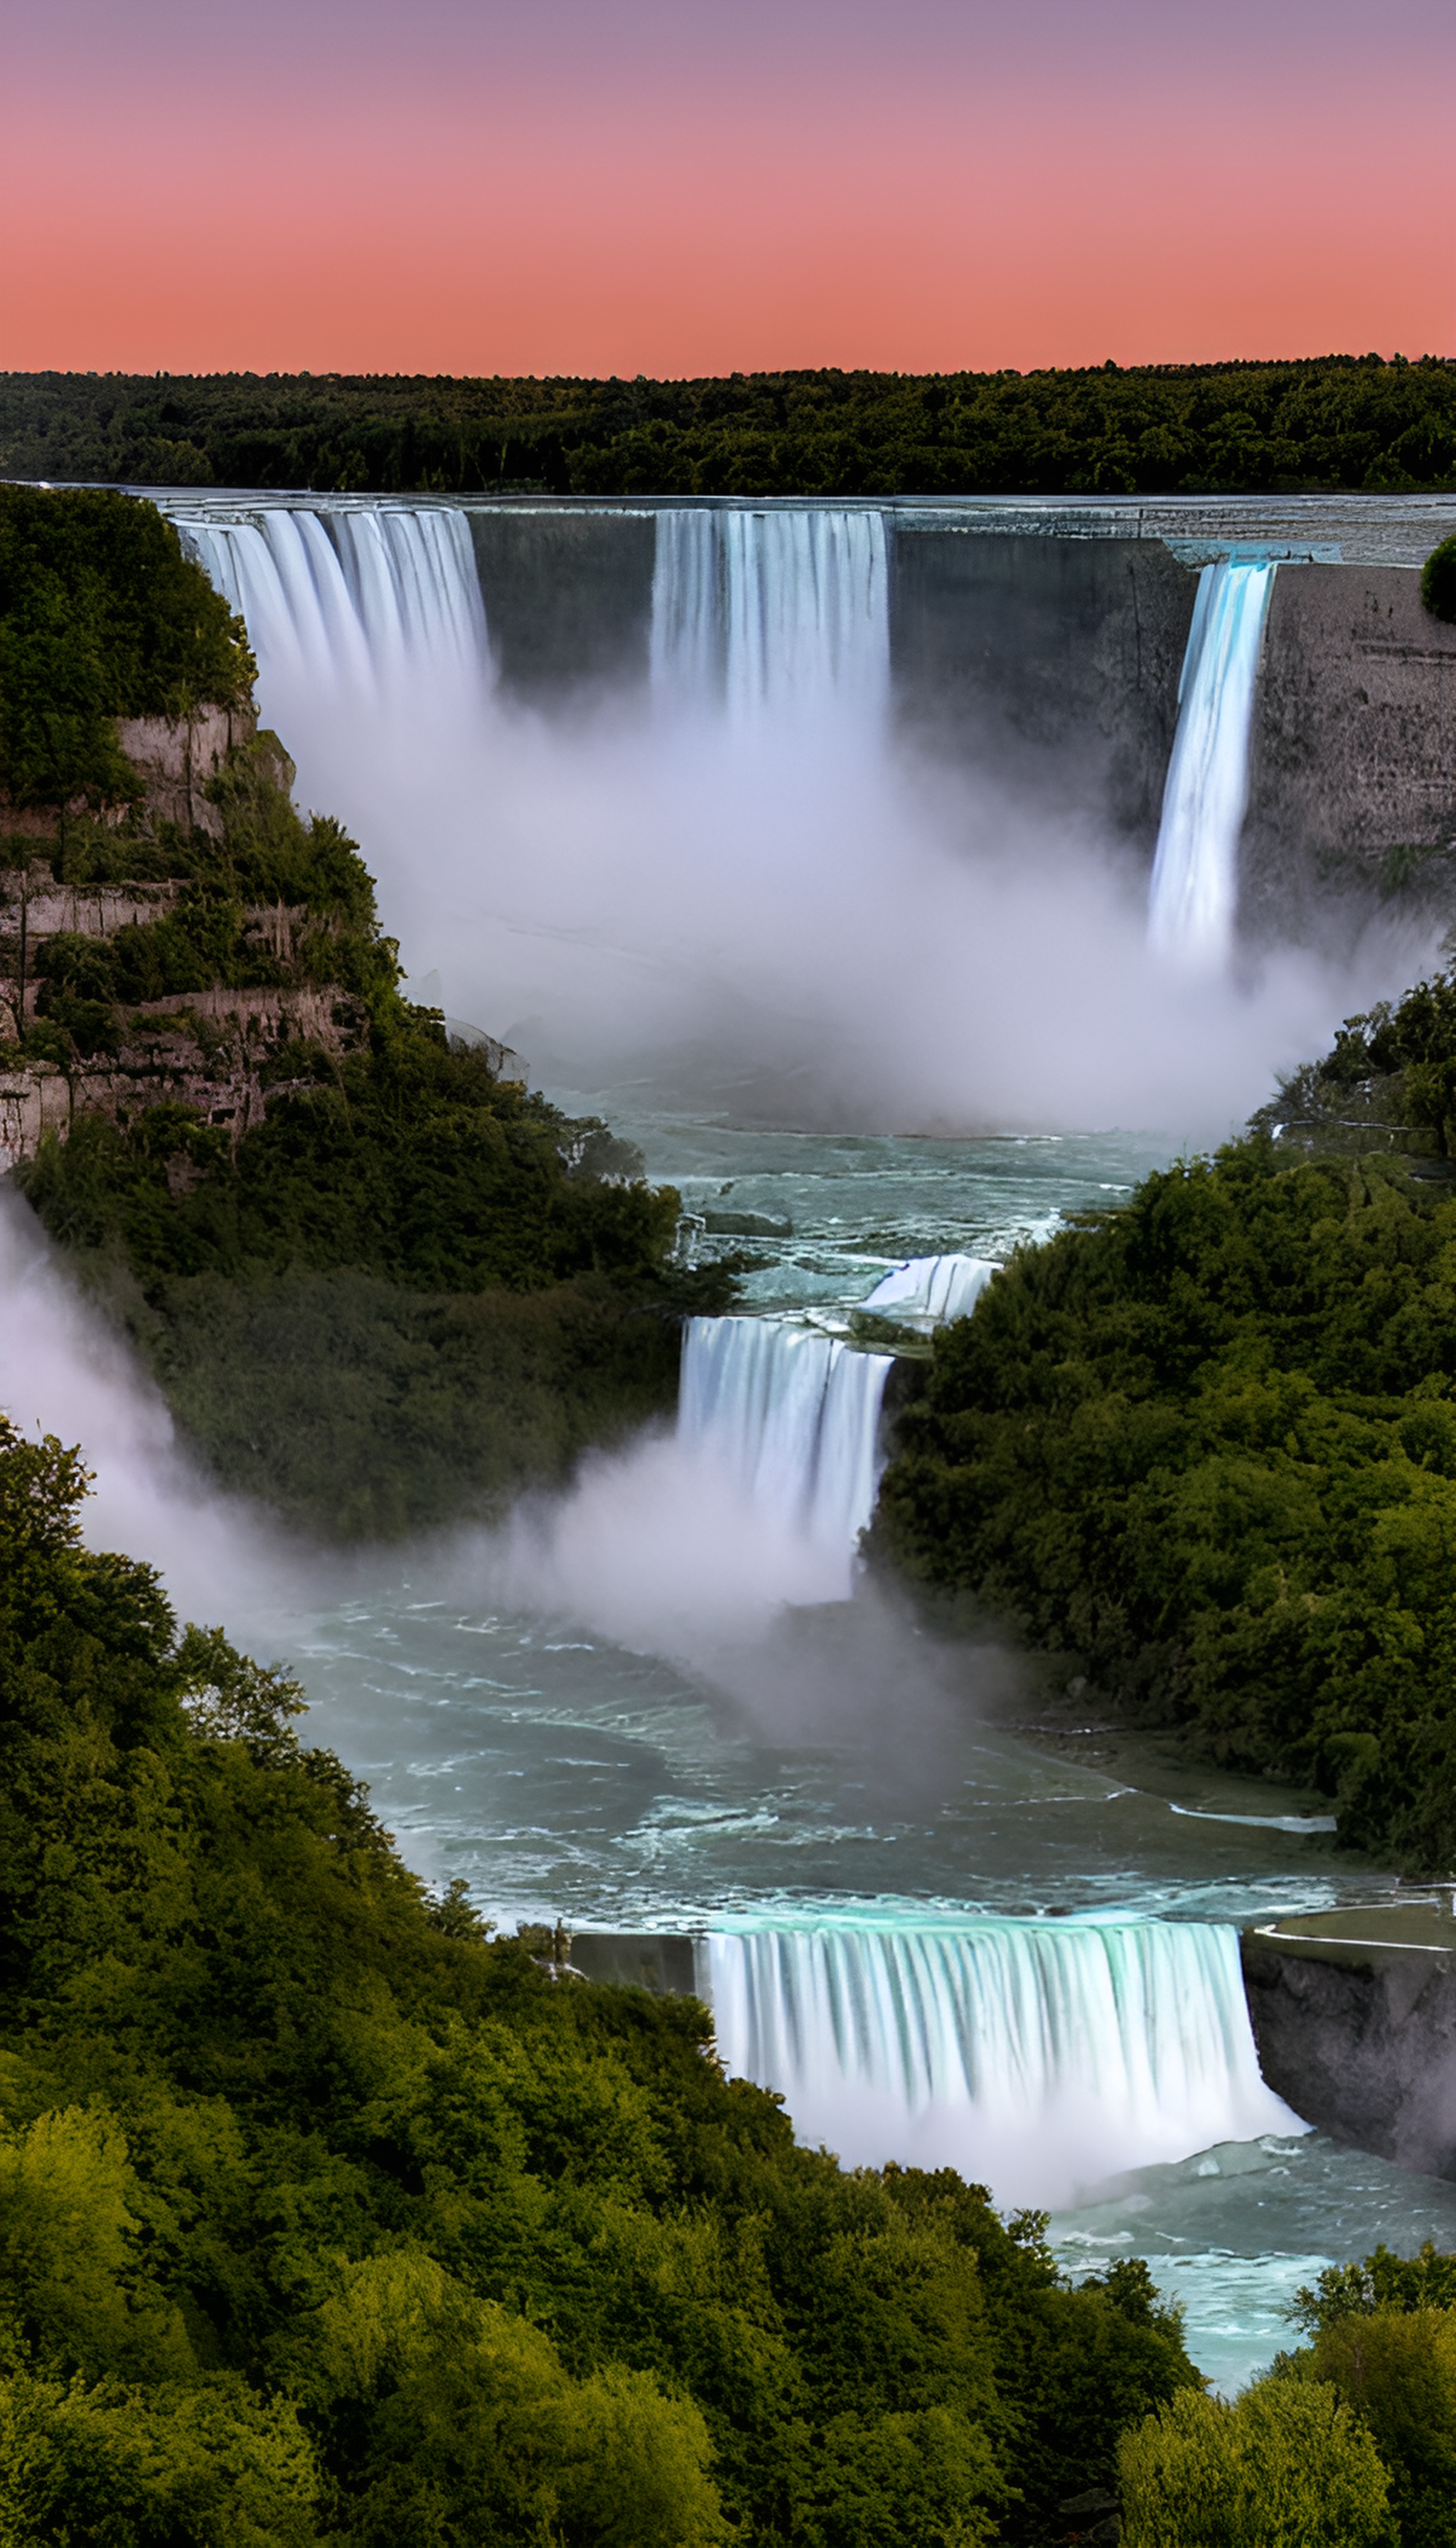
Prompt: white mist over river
<box><xmin>8</xmin><ymin>493</ymin><xmax>1456</xmax><ymax>2389</ymax></box>
<box><xmin>172</xmin><ymin>497</ymin><xmax>1428</xmax><ymax>1135</ymax></box>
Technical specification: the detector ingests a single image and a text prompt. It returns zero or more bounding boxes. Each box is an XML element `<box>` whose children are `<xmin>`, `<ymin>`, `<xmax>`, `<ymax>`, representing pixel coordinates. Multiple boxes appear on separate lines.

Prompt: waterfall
<box><xmin>678</xmin><ymin>1318</ymin><xmax>893</xmax><ymax>1598</ymax></box>
<box><xmin>1147</xmin><ymin>559</ymin><xmax>1276</xmax><ymax>967</ymax></box>
<box><xmin>860</xmin><ymin>1255</ymin><xmax>997</xmax><ymax>1327</ymax></box>
<box><xmin>166</xmin><ymin>503</ymin><xmax>491</xmax><ymax>713</ymax></box>
<box><xmin>651</xmin><ymin>508</ymin><xmax>890</xmax><ymax>723</ymax></box>
<box><xmin>706</xmin><ymin>1919</ymin><xmax>1303</xmax><ymax>2205</ymax></box>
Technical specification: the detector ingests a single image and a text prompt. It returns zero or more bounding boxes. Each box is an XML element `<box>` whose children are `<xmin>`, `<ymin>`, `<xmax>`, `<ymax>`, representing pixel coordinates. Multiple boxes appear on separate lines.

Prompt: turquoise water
<box><xmin>552</xmin><ymin>1101</ymin><xmax>1174</xmax><ymax>1316</ymax></box>
<box><xmin>269</xmin><ymin>1111</ymin><xmax>1456</xmax><ymax>2394</ymax></box>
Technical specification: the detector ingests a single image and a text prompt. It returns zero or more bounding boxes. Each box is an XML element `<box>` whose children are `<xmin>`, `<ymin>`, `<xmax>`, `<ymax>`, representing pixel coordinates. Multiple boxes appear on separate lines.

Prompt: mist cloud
<box><xmin>248</xmin><ymin>660</ymin><xmax>1432</xmax><ymax>1143</ymax></box>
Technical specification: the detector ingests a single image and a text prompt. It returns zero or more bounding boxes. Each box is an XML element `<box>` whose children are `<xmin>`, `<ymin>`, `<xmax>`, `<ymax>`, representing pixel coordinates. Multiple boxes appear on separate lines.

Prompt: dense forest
<box><xmin>2</xmin><ymin>356</ymin><xmax>1455</xmax><ymax>498</ymax></box>
<box><xmin>11</xmin><ymin>1415</ymin><xmax>1456</xmax><ymax>2546</ymax></box>
<box><xmin>0</xmin><ymin>1413</ymin><xmax>1204</xmax><ymax>2546</ymax></box>
<box><xmin>1</xmin><ymin>486</ymin><xmax>717</xmax><ymax>1535</ymax></box>
<box><xmin>875</xmin><ymin>968</ymin><xmax>1456</xmax><ymax>1874</ymax></box>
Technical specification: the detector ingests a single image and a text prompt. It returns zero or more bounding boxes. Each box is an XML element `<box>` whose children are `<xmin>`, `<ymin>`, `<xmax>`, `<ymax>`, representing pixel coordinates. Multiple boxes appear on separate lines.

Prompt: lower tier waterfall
<box><xmin>678</xmin><ymin>1317</ymin><xmax>893</xmax><ymax>1598</ymax></box>
<box><xmin>706</xmin><ymin>1919</ymin><xmax>1302</xmax><ymax>2207</ymax></box>
<box><xmin>1148</xmin><ymin>558</ymin><xmax>1277</xmax><ymax>967</ymax></box>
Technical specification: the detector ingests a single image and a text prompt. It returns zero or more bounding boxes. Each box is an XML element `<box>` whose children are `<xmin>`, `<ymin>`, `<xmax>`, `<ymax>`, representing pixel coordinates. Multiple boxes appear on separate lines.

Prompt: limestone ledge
<box><xmin>0</xmin><ymin>983</ymin><xmax>363</xmax><ymax>1171</ymax></box>
<box><xmin>0</xmin><ymin>705</ymin><xmax>272</xmax><ymax>843</ymax></box>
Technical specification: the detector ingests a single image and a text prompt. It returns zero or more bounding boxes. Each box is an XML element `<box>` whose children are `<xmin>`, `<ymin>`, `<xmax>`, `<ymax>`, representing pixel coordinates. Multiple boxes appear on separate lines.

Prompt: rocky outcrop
<box><xmin>0</xmin><ymin>983</ymin><xmax>364</xmax><ymax>1170</ymax></box>
<box><xmin>112</xmin><ymin>703</ymin><xmax>260</xmax><ymax>837</ymax></box>
<box><xmin>1241</xmin><ymin>1915</ymin><xmax>1456</xmax><ymax>2178</ymax></box>
<box><xmin>0</xmin><ymin>705</ymin><xmax>265</xmax><ymax>842</ymax></box>
<box><xmin>1241</xmin><ymin>566</ymin><xmax>1456</xmax><ymax>947</ymax></box>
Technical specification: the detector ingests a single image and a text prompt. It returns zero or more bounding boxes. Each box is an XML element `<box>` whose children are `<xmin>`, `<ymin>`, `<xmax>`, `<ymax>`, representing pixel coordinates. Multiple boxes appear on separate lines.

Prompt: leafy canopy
<box><xmin>0</xmin><ymin>485</ymin><xmax>252</xmax><ymax>808</ymax></box>
<box><xmin>0</xmin><ymin>1410</ymin><xmax>1200</xmax><ymax>2544</ymax></box>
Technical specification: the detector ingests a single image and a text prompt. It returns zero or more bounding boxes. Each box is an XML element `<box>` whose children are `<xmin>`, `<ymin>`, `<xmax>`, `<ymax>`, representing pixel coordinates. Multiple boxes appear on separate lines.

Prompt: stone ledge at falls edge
<box><xmin>1242</xmin><ymin>1900</ymin><xmax>1456</xmax><ymax>2180</ymax></box>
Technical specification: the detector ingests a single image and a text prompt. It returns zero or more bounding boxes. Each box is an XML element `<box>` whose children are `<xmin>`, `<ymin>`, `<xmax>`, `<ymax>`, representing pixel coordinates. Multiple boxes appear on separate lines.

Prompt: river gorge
<box><xmin>6</xmin><ymin>483</ymin><xmax>1456</xmax><ymax>2401</ymax></box>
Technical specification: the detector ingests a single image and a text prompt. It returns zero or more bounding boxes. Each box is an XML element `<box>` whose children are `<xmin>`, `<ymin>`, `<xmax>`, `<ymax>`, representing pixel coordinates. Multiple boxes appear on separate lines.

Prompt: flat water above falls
<box><xmin>547</xmin><ymin>1103</ymin><xmax>1174</xmax><ymax>1317</ymax></box>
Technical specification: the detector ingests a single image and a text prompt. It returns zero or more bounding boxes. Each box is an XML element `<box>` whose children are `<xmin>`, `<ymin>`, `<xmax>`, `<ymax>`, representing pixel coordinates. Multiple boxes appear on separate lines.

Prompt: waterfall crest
<box><xmin>168</xmin><ymin>504</ymin><xmax>491</xmax><ymax>711</ymax></box>
<box><xmin>707</xmin><ymin>1919</ymin><xmax>1302</xmax><ymax>2204</ymax></box>
<box><xmin>860</xmin><ymin>1255</ymin><xmax>997</xmax><ymax>1327</ymax></box>
<box><xmin>1147</xmin><ymin>560</ymin><xmax>1276</xmax><ymax>968</ymax></box>
<box><xmin>651</xmin><ymin>508</ymin><xmax>889</xmax><ymax>722</ymax></box>
<box><xmin>678</xmin><ymin>1318</ymin><xmax>893</xmax><ymax>1598</ymax></box>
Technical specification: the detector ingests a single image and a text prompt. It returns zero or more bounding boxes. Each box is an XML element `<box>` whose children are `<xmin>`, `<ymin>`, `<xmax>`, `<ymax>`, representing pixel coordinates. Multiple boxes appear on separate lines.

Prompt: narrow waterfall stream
<box><xmin>82</xmin><ymin>493</ymin><xmax>1456</xmax><ymax>2392</ymax></box>
<box><xmin>1147</xmin><ymin>558</ymin><xmax>1278</xmax><ymax>966</ymax></box>
<box><xmin>678</xmin><ymin>1316</ymin><xmax>893</xmax><ymax>1598</ymax></box>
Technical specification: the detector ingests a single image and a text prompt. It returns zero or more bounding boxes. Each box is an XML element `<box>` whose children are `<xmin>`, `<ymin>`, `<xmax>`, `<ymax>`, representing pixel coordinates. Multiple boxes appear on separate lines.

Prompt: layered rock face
<box><xmin>0</xmin><ymin>975</ymin><xmax>362</xmax><ymax>1171</ymax></box>
<box><xmin>112</xmin><ymin>702</ymin><xmax>259</xmax><ymax>836</ymax></box>
<box><xmin>1241</xmin><ymin>566</ymin><xmax>1456</xmax><ymax>946</ymax></box>
<box><xmin>1241</xmin><ymin>1916</ymin><xmax>1456</xmax><ymax>2179</ymax></box>
<box><xmin>0</xmin><ymin>716</ymin><xmax>362</xmax><ymax>1171</ymax></box>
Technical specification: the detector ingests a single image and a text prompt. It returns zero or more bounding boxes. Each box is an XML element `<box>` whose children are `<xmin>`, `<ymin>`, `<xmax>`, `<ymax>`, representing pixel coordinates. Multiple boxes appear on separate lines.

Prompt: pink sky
<box><xmin>3</xmin><ymin>0</ymin><xmax>1451</xmax><ymax>375</ymax></box>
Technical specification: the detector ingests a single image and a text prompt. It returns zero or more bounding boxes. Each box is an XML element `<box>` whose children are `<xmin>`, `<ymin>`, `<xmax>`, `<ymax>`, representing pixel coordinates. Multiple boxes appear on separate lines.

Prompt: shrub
<box><xmin>1423</xmin><ymin>533</ymin><xmax>1456</xmax><ymax>623</ymax></box>
<box><xmin>1306</xmin><ymin>2308</ymin><xmax>1456</xmax><ymax>2548</ymax></box>
<box><xmin>1118</xmin><ymin>2380</ymin><xmax>1393</xmax><ymax>2548</ymax></box>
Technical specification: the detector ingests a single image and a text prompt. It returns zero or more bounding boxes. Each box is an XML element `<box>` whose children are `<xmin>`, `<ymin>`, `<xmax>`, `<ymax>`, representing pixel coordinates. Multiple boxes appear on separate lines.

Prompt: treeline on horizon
<box><xmin>2</xmin><ymin>355</ymin><xmax>1455</xmax><ymax>498</ymax></box>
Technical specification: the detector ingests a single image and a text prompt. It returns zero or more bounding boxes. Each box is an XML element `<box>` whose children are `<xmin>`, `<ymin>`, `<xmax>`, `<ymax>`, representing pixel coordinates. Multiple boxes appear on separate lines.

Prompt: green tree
<box><xmin>1423</xmin><ymin>533</ymin><xmax>1456</xmax><ymax>623</ymax></box>
<box><xmin>0</xmin><ymin>486</ymin><xmax>252</xmax><ymax>810</ymax></box>
<box><xmin>0</xmin><ymin>1409</ymin><xmax>1199</xmax><ymax>2542</ymax></box>
<box><xmin>1118</xmin><ymin>2380</ymin><xmax>1394</xmax><ymax>2547</ymax></box>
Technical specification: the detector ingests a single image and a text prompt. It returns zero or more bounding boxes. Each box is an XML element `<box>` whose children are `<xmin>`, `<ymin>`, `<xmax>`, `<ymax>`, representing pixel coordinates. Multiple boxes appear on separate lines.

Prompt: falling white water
<box><xmin>651</xmin><ymin>508</ymin><xmax>890</xmax><ymax>724</ymax></box>
<box><xmin>168</xmin><ymin>504</ymin><xmax>491</xmax><ymax>716</ymax></box>
<box><xmin>707</xmin><ymin>1919</ymin><xmax>1304</xmax><ymax>2206</ymax></box>
<box><xmin>678</xmin><ymin>1317</ymin><xmax>894</xmax><ymax>1598</ymax></box>
<box><xmin>860</xmin><ymin>1254</ymin><xmax>997</xmax><ymax>1328</ymax></box>
<box><xmin>1147</xmin><ymin>559</ymin><xmax>1277</xmax><ymax>968</ymax></box>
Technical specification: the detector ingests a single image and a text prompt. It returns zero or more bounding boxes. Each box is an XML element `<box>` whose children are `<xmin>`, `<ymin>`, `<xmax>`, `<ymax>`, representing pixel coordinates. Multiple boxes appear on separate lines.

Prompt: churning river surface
<box><xmin>280</xmin><ymin>1111</ymin><xmax>1456</xmax><ymax>2395</ymax></box>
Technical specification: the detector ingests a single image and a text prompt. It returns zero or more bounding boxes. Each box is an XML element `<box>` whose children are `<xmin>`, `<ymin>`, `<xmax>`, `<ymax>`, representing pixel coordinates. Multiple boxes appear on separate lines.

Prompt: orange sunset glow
<box><xmin>3</xmin><ymin>0</ymin><xmax>1452</xmax><ymax>377</ymax></box>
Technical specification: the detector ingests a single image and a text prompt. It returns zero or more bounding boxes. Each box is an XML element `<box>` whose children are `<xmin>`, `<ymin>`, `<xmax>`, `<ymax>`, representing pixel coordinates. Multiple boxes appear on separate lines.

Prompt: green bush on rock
<box><xmin>0</xmin><ymin>483</ymin><xmax>252</xmax><ymax>814</ymax></box>
<box><xmin>1423</xmin><ymin>533</ymin><xmax>1456</xmax><ymax>623</ymax></box>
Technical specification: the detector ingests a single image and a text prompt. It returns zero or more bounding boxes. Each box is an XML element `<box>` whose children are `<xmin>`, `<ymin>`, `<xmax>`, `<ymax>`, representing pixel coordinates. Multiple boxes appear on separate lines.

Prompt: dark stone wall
<box><xmin>568</xmin><ymin>1932</ymin><xmax>702</xmax><ymax>1996</ymax></box>
<box><xmin>469</xmin><ymin>511</ymin><xmax>656</xmax><ymax>701</ymax></box>
<box><xmin>1241</xmin><ymin>1934</ymin><xmax>1456</xmax><ymax>2177</ymax></box>
<box><xmin>458</xmin><ymin>517</ymin><xmax>1456</xmax><ymax>948</ymax></box>
<box><xmin>1241</xmin><ymin>567</ymin><xmax>1456</xmax><ymax>948</ymax></box>
<box><xmin>888</xmin><ymin>530</ymin><xmax>1197</xmax><ymax>842</ymax></box>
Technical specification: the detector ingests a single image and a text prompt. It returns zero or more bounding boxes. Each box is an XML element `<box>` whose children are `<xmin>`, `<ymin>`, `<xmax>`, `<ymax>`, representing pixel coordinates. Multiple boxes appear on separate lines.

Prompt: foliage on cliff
<box><xmin>874</xmin><ymin>976</ymin><xmax>1456</xmax><ymax>1872</ymax></box>
<box><xmin>1</xmin><ymin>486</ymin><xmax>706</xmax><ymax>1536</ymax></box>
<box><xmin>1265</xmin><ymin>2242</ymin><xmax>1456</xmax><ymax>2548</ymax></box>
<box><xmin>1424</xmin><ymin>535</ymin><xmax>1456</xmax><ymax>623</ymax></box>
<box><xmin>0</xmin><ymin>483</ymin><xmax>252</xmax><ymax>811</ymax></box>
<box><xmin>0</xmin><ymin>1415</ymin><xmax>1200</xmax><ymax>2545</ymax></box>
<box><xmin>8</xmin><ymin>751</ymin><xmax>696</xmax><ymax>1533</ymax></box>
<box><xmin>1118</xmin><ymin>2383</ymin><xmax>1394</xmax><ymax>2548</ymax></box>
<box><xmin>2</xmin><ymin>356</ymin><xmax>1455</xmax><ymax>498</ymax></box>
